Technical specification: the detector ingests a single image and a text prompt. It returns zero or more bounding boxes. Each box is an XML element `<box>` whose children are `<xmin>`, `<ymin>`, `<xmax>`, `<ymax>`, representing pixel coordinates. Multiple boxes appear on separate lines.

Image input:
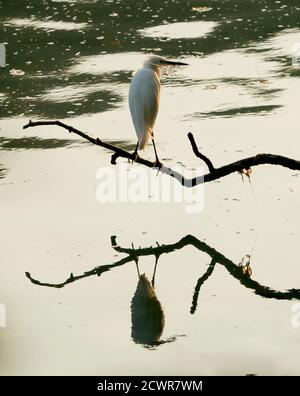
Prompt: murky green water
<box><xmin>1</xmin><ymin>0</ymin><xmax>300</xmax><ymax>375</ymax></box>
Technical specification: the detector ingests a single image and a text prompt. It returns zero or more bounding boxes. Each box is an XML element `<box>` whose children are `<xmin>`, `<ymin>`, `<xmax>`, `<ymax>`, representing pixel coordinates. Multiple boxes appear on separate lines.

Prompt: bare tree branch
<box><xmin>23</xmin><ymin>120</ymin><xmax>300</xmax><ymax>186</ymax></box>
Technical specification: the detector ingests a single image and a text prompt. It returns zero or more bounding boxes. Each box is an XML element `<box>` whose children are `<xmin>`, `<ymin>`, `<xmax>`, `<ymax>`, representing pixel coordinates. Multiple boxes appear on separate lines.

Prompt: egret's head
<box><xmin>144</xmin><ymin>55</ymin><xmax>188</xmax><ymax>69</ymax></box>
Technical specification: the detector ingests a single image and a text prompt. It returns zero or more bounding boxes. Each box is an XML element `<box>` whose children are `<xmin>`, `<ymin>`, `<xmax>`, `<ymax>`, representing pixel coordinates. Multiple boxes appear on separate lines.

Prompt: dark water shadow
<box><xmin>0</xmin><ymin>136</ymin><xmax>87</xmax><ymax>150</ymax></box>
<box><xmin>190</xmin><ymin>105</ymin><xmax>282</xmax><ymax>120</ymax></box>
<box><xmin>105</xmin><ymin>140</ymin><xmax>136</xmax><ymax>152</ymax></box>
<box><xmin>0</xmin><ymin>165</ymin><xmax>7</xmax><ymax>179</ymax></box>
<box><xmin>1</xmin><ymin>0</ymin><xmax>299</xmax><ymax>119</ymax></box>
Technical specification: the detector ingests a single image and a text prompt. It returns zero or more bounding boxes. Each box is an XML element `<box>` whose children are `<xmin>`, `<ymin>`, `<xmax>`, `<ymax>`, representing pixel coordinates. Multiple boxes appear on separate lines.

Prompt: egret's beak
<box><xmin>161</xmin><ymin>60</ymin><xmax>188</xmax><ymax>66</ymax></box>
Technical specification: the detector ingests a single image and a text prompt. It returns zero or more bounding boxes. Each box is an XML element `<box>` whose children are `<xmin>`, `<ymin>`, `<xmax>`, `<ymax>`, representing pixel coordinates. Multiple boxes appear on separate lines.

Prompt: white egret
<box><xmin>129</xmin><ymin>55</ymin><xmax>188</xmax><ymax>166</ymax></box>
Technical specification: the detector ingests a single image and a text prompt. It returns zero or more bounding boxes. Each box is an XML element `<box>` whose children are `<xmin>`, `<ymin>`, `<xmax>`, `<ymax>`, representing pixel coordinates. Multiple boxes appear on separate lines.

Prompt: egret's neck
<box><xmin>143</xmin><ymin>61</ymin><xmax>161</xmax><ymax>79</ymax></box>
<box><xmin>153</xmin><ymin>67</ymin><xmax>160</xmax><ymax>79</ymax></box>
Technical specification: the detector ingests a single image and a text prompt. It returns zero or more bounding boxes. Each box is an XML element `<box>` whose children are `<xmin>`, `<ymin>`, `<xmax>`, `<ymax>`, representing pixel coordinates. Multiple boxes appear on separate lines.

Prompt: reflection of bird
<box><xmin>129</xmin><ymin>55</ymin><xmax>188</xmax><ymax>166</ymax></box>
<box><xmin>130</xmin><ymin>255</ymin><xmax>165</xmax><ymax>347</ymax></box>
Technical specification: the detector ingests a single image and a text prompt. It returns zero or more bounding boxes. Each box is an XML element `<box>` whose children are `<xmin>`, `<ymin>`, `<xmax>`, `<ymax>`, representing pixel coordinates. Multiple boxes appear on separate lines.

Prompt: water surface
<box><xmin>0</xmin><ymin>0</ymin><xmax>300</xmax><ymax>375</ymax></box>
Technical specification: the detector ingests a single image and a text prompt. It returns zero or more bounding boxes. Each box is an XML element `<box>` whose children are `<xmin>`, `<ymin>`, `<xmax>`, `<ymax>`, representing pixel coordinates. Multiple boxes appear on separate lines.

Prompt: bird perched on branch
<box><xmin>129</xmin><ymin>55</ymin><xmax>188</xmax><ymax>167</ymax></box>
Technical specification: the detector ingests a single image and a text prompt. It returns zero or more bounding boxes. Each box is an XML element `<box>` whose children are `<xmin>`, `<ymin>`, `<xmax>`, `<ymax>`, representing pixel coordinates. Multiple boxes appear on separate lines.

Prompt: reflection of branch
<box><xmin>113</xmin><ymin>235</ymin><xmax>300</xmax><ymax>302</ymax></box>
<box><xmin>190</xmin><ymin>258</ymin><xmax>217</xmax><ymax>314</ymax></box>
<box><xmin>26</xmin><ymin>256</ymin><xmax>134</xmax><ymax>288</ymax></box>
<box><xmin>26</xmin><ymin>235</ymin><xmax>300</xmax><ymax>306</ymax></box>
<box><xmin>23</xmin><ymin>120</ymin><xmax>300</xmax><ymax>186</ymax></box>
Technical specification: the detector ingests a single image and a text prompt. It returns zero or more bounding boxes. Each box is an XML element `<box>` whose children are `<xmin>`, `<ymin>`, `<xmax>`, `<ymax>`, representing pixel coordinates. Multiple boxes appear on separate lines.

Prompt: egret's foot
<box><xmin>153</xmin><ymin>159</ymin><xmax>163</xmax><ymax>169</ymax></box>
<box><xmin>129</xmin><ymin>152</ymin><xmax>138</xmax><ymax>165</ymax></box>
<box><xmin>129</xmin><ymin>142</ymin><xmax>140</xmax><ymax>164</ymax></box>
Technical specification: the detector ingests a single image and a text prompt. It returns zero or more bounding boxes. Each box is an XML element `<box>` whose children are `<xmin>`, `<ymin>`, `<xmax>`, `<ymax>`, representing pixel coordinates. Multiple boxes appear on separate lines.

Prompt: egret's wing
<box><xmin>143</xmin><ymin>73</ymin><xmax>160</xmax><ymax>130</ymax></box>
<box><xmin>129</xmin><ymin>69</ymin><xmax>160</xmax><ymax>148</ymax></box>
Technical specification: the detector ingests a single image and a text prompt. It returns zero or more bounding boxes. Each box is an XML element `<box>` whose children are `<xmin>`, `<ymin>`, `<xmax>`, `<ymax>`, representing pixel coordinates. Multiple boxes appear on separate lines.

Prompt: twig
<box><xmin>25</xmin><ymin>256</ymin><xmax>134</xmax><ymax>288</ymax></box>
<box><xmin>190</xmin><ymin>258</ymin><xmax>217</xmax><ymax>314</ymax></box>
<box><xmin>187</xmin><ymin>132</ymin><xmax>215</xmax><ymax>172</ymax></box>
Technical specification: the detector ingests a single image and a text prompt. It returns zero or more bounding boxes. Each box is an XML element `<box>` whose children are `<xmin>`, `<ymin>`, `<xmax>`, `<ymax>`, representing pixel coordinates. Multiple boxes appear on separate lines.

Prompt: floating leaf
<box><xmin>238</xmin><ymin>167</ymin><xmax>252</xmax><ymax>181</ymax></box>
<box><xmin>204</xmin><ymin>84</ymin><xmax>217</xmax><ymax>90</ymax></box>
<box><xmin>9</xmin><ymin>68</ymin><xmax>25</xmax><ymax>76</ymax></box>
<box><xmin>239</xmin><ymin>254</ymin><xmax>251</xmax><ymax>267</ymax></box>
<box><xmin>258</xmin><ymin>79</ymin><xmax>270</xmax><ymax>85</ymax></box>
<box><xmin>192</xmin><ymin>6</ymin><xmax>213</xmax><ymax>13</ymax></box>
<box><xmin>238</xmin><ymin>254</ymin><xmax>252</xmax><ymax>278</ymax></box>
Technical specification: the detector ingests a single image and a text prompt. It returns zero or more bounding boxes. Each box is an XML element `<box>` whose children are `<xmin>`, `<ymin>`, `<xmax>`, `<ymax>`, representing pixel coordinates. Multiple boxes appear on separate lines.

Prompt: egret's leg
<box><xmin>135</xmin><ymin>259</ymin><xmax>141</xmax><ymax>279</ymax></box>
<box><xmin>131</xmin><ymin>243</ymin><xmax>141</xmax><ymax>278</ymax></box>
<box><xmin>130</xmin><ymin>141</ymin><xmax>139</xmax><ymax>164</ymax></box>
<box><xmin>151</xmin><ymin>254</ymin><xmax>160</xmax><ymax>287</ymax></box>
<box><xmin>151</xmin><ymin>137</ymin><xmax>162</xmax><ymax>168</ymax></box>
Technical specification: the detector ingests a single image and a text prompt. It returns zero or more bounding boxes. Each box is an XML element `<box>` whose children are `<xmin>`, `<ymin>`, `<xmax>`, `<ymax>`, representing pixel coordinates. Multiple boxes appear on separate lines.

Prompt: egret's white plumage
<box><xmin>129</xmin><ymin>59</ymin><xmax>160</xmax><ymax>149</ymax></box>
<box><xmin>129</xmin><ymin>55</ymin><xmax>188</xmax><ymax>164</ymax></box>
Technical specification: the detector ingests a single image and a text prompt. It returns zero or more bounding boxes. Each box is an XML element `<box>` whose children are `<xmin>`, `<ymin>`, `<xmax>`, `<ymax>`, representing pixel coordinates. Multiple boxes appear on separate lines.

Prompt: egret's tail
<box><xmin>139</xmin><ymin>128</ymin><xmax>152</xmax><ymax>150</ymax></box>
